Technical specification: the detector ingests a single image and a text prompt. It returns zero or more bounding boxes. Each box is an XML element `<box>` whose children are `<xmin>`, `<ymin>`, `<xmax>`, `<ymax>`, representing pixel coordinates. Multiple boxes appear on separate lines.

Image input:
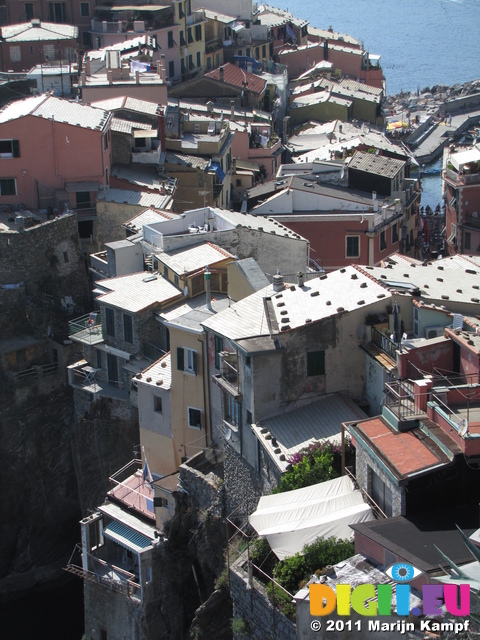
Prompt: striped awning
<box><xmin>104</xmin><ymin>520</ymin><xmax>152</xmax><ymax>553</ymax></box>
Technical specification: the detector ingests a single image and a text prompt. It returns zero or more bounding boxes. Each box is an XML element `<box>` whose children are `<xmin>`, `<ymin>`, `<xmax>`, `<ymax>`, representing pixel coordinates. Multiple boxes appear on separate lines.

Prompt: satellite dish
<box><xmin>225</xmin><ymin>427</ymin><xmax>232</xmax><ymax>441</ymax></box>
<box><xmin>183</xmin><ymin>286</ymin><xmax>188</xmax><ymax>297</ymax></box>
<box><xmin>459</xmin><ymin>419</ymin><xmax>469</xmax><ymax>438</ymax></box>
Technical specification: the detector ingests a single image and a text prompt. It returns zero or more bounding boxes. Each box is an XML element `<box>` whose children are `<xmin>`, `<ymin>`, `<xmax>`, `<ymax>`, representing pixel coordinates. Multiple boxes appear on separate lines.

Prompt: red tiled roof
<box><xmin>205</xmin><ymin>63</ymin><xmax>266</xmax><ymax>96</ymax></box>
<box><xmin>354</xmin><ymin>417</ymin><xmax>447</xmax><ymax>479</ymax></box>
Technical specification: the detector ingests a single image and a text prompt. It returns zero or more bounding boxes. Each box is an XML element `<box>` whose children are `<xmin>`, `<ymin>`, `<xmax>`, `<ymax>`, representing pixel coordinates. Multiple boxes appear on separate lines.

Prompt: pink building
<box><xmin>0</xmin><ymin>94</ymin><xmax>111</xmax><ymax>211</ymax></box>
<box><xmin>0</xmin><ymin>19</ymin><xmax>77</xmax><ymax>72</ymax></box>
<box><xmin>278</xmin><ymin>41</ymin><xmax>384</xmax><ymax>89</ymax></box>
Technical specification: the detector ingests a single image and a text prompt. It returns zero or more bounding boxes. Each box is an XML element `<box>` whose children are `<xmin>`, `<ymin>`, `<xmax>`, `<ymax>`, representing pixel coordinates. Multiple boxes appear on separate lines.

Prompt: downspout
<box><xmin>198</xmin><ymin>334</ymin><xmax>209</xmax><ymax>448</ymax></box>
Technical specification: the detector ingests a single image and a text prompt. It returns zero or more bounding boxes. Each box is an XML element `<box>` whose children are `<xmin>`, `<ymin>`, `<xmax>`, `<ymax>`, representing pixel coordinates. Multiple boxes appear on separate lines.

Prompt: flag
<box><xmin>142</xmin><ymin>446</ymin><xmax>153</xmax><ymax>485</ymax></box>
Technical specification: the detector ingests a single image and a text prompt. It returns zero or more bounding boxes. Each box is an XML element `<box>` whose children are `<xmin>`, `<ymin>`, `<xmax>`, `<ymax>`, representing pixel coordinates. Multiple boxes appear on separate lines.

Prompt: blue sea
<box><xmin>272</xmin><ymin>0</ymin><xmax>480</xmax><ymax>208</ymax></box>
<box><xmin>272</xmin><ymin>0</ymin><xmax>480</xmax><ymax>96</ymax></box>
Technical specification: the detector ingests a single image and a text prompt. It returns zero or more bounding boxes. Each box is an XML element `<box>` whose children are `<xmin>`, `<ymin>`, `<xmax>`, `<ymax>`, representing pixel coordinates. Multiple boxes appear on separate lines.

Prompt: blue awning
<box><xmin>208</xmin><ymin>162</ymin><xmax>226</xmax><ymax>183</ymax></box>
<box><xmin>104</xmin><ymin>520</ymin><xmax>152</xmax><ymax>553</ymax></box>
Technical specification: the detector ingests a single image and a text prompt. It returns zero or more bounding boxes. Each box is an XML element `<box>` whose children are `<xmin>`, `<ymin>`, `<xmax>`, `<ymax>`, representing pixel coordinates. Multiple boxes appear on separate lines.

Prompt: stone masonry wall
<box><xmin>356</xmin><ymin>446</ymin><xmax>404</xmax><ymax>516</ymax></box>
<box><xmin>230</xmin><ymin>558</ymin><xmax>296</xmax><ymax>640</ymax></box>
<box><xmin>224</xmin><ymin>442</ymin><xmax>267</xmax><ymax>516</ymax></box>
<box><xmin>179</xmin><ymin>452</ymin><xmax>225</xmax><ymax>519</ymax></box>
<box><xmin>0</xmin><ymin>213</ymin><xmax>90</xmax><ymax>309</ymax></box>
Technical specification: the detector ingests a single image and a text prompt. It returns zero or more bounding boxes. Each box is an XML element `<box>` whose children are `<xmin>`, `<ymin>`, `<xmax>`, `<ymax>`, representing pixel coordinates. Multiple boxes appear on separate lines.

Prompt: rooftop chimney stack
<box><xmin>219</xmin><ymin>66</ymin><xmax>224</xmax><ymax>82</ymax></box>
<box><xmin>372</xmin><ymin>191</ymin><xmax>378</xmax><ymax>212</ymax></box>
<box><xmin>205</xmin><ymin>265</ymin><xmax>212</xmax><ymax>310</ymax></box>
<box><xmin>272</xmin><ymin>273</ymin><xmax>284</xmax><ymax>292</ymax></box>
<box><xmin>230</xmin><ymin>100</ymin><xmax>235</xmax><ymax>118</ymax></box>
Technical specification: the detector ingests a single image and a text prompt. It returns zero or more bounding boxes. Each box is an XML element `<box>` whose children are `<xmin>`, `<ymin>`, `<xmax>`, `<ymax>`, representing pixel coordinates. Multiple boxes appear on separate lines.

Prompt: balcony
<box><xmin>212</xmin><ymin>351</ymin><xmax>240</xmax><ymax>397</ymax></box>
<box><xmin>384</xmin><ymin>380</ymin><xmax>425</xmax><ymax>422</ymax></box>
<box><xmin>445</xmin><ymin>168</ymin><xmax>480</xmax><ymax>186</ymax></box>
<box><xmin>68</xmin><ymin>360</ymin><xmax>128</xmax><ymax>401</ymax></box>
<box><xmin>69</xmin><ymin>313</ymin><xmax>103</xmax><ymax>345</ymax></box>
<box><xmin>108</xmin><ymin>460</ymin><xmax>155</xmax><ymax>521</ymax></box>
<box><xmin>90</xmin><ymin>19</ymin><xmax>123</xmax><ymax>34</ymax></box>
<box><xmin>371</xmin><ymin>325</ymin><xmax>398</xmax><ymax>360</ymax></box>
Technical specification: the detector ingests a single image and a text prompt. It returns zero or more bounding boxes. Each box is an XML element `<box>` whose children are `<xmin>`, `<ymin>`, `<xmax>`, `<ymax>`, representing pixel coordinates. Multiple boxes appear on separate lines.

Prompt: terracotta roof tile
<box><xmin>205</xmin><ymin>62</ymin><xmax>266</xmax><ymax>96</ymax></box>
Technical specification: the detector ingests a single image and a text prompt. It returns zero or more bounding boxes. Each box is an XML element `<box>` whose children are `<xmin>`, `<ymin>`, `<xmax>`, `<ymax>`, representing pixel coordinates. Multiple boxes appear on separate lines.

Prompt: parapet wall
<box><xmin>230</xmin><ymin>557</ymin><xmax>296</xmax><ymax>640</ymax></box>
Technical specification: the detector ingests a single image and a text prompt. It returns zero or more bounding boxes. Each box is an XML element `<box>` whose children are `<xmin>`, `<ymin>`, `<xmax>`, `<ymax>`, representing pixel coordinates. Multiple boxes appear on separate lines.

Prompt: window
<box><xmin>465</xmin><ymin>231</ymin><xmax>471</xmax><ymax>251</ymax></box>
<box><xmin>9</xmin><ymin>46</ymin><xmax>21</xmax><ymax>62</ymax></box>
<box><xmin>307</xmin><ymin>350</ymin><xmax>325</xmax><ymax>376</ymax></box>
<box><xmin>206</xmin><ymin>56</ymin><xmax>212</xmax><ymax>71</ymax></box>
<box><xmin>29</xmin><ymin>45</ymin><xmax>34</xmax><ymax>54</ymax></box>
<box><xmin>188</xmin><ymin>54</ymin><xmax>194</xmax><ymax>70</ymax></box>
<box><xmin>96</xmin><ymin>349</ymin><xmax>102</xmax><ymax>369</ymax></box>
<box><xmin>196</xmin><ymin>51</ymin><xmax>201</xmax><ymax>67</ymax></box>
<box><xmin>155</xmin><ymin>496</ymin><xmax>169</xmax><ymax>507</ymax></box>
<box><xmin>391</xmin><ymin>223</ymin><xmax>398</xmax><ymax>244</ymax></box>
<box><xmin>105</xmin><ymin>307</ymin><xmax>115</xmax><ymax>337</ymax></box>
<box><xmin>180</xmin><ymin>30</ymin><xmax>186</xmax><ymax>46</ymax></box>
<box><xmin>262</xmin><ymin>44</ymin><xmax>266</xmax><ymax>58</ymax></box>
<box><xmin>177</xmin><ymin>347</ymin><xmax>197</xmax><ymax>374</ymax></box>
<box><xmin>188</xmin><ymin>407</ymin><xmax>202</xmax><ymax>429</ymax></box>
<box><xmin>370</xmin><ymin>467</ymin><xmax>392</xmax><ymax>517</ymax></box>
<box><xmin>187</xmin><ymin>27</ymin><xmax>193</xmax><ymax>43</ymax></box>
<box><xmin>168</xmin><ymin>30</ymin><xmax>175</xmax><ymax>48</ymax></box>
<box><xmin>178</xmin><ymin>2</ymin><xmax>184</xmax><ymax>18</ymax></box>
<box><xmin>168</xmin><ymin>60</ymin><xmax>174</xmax><ymax>77</ymax></box>
<box><xmin>236</xmin><ymin>179</ymin><xmax>241</xmax><ymax>187</ymax></box>
<box><xmin>255</xmin><ymin>47</ymin><xmax>259</xmax><ymax>59</ymax></box>
<box><xmin>195</xmin><ymin>24</ymin><xmax>201</xmax><ymax>41</ymax></box>
<box><xmin>25</xmin><ymin>3</ymin><xmax>34</xmax><ymax>20</ymax></box>
<box><xmin>225</xmin><ymin>393</ymin><xmax>241</xmax><ymax>426</ymax></box>
<box><xmin>76</xmin><ymin>191</ymin><xmax>90</xmax><ymax>209</ymax></box>
<box><xmin>346</xmin><ymin>235</ymin><xmax>359</xmax><ymax>257</ymax></box>
<box><xmin>0</xmin><ymin>179</ymin><xmax>16</xmax><ymax>195</ymax></box>
<box><xmin>44</xmin><ymin>44</ymin><xmax>55</xmax><ymax>61</ymax></box>
<box><xmin>49</xmin><ymin>0</ymin><xmax>66</xmax><ymax>20</ymax></box>
<box><xmin>80</xmin><ymin>1</ymin><xmax>89</xmax><ymax>16</ymax></box>
<box><xmin>174</xmin><ymin>273</ymin><xmax>179</xmax><ymax>287</ymax></box>
<box><xmin>380</xmin><ymin>230</ymin><xmax>387</xmax><ymax>251</ymax></box>
<box><xmin>123</xmin><ymin>314</ymin><xmax>133</xmax><ymax>343</ymax></box>
<box><xmin>214</xmin><ymin>335</ymin><xmax>224</xmax><ymax>369</ymax></box>
<box><xmin>0</xmin><ymin>139</ymin><xmax>20</xmax><ymax>158</ymax></box>
<box><xmin>154</xmin><ymin>395</ymin><xmax>162</xmax><ymax>413</ymax></box>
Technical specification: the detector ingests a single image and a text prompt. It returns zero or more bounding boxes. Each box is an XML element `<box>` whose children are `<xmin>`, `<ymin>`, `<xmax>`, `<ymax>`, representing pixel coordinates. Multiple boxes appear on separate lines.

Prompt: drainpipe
<box><xmin>205</xmin><ymin>265</ymin><xmax>212</xmax><ymax>310</ymax></box>
<box><xmin>198</xmin><ymin>335</ymin><xmax>209</xmax><ymax>449</ymax></box>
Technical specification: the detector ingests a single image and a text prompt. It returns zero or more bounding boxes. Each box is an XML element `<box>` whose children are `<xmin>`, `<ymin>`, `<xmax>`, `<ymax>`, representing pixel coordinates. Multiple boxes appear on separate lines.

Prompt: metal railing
<box><xmin>371</xmin><ymin>325</ymin><xmax>398</xmax><ymax>360</ymax></box>
<box><xmin>384</xmin><ymin>380</ymin><xmax>419</xmax><ymax>420</ymax></box>
<box><xmin>69</xmin><ymin>313</ymin><xmax>103</xmax><ymax>345</ymax></box>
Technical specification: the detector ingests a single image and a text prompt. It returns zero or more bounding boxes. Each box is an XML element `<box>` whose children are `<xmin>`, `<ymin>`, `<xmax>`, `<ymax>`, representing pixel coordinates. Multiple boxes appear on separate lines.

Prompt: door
<box><xmin>107</xmin><ymin>354</ymin><xmax>118</xmax><ymax>387</ymax></box>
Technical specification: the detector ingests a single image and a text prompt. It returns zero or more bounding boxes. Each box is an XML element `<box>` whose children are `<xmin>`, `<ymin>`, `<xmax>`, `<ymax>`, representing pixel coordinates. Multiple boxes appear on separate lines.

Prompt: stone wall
<box><xmin>0</xmin><ymin>213</ymin><xmax>90</xmax><ymax>310</ymax></box>
<box><xmin>355</xmin><ymin>445</ymin><xmax>404</xmax><ymax>516</ymax></box>
<box><xmin>179</xmin><ymin>450</ymin><xmax>225</xmax><ymax>519</ymax></box>
<box><xmin>230</xmin><ymin>557</ymin><xmax>296</xmax><ymax>640</ymax></box>
<box><xmin>224</xmin><ymin>441</ymin><xmax>268</xmax><ymax>515</ymax></box>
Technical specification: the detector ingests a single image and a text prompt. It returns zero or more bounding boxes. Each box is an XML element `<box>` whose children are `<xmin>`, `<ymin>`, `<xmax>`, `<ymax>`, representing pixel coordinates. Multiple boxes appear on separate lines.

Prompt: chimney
<box><xmin>207</xmin><ymin>101</ymin><xmax>214</xmax><ymax>113</ymax></box>
<box><xmin>135</xmin><ymin>70</ymin><xmax>140</xmax><ymax>84</ymax></box>
<box><xmin>297</xmin><ymin>272</ymin><xmax>305</xmax><ymax>287</ymax></box>
<box><xmin>372</xmin><ymin>191</ymin><xmax>378</xmax><ymax>212</ymax></box>
<box><xmin>413</xmin><ymin>378</ymin><xmax>433</xmax><ymax>413</ymax></box>
<box><xmin>272</xmin><ymin>273</ymin><xmax>284</xmax><ymax>292</ymax></box>
<box><xmin>230</xmin><ymin>100</ymin><xmax>235</xmax><ymax>119</ymax></box>
<box><xmin>85</xmin><ymin>58</ymin><xmax>91</xmax><ymax>76</ymax></box>
<box><xmin>247</xmin><ymin>62</ymin><xmax>253</xmax><ymax>73</ymax></box>
<box><xmin>282</xmin><ymin>115</ymin><xmax>290</xmax><ymax>145</ymax></box>
<box><xmin>205</xmin><ymin>265</ymin><xmax>212</xmax><ymax>310</ymax></box>
<box><xmin>107</xmin><ymin>69</ymin><xmax>113</xmax><ymax>85</ymax></box>
<box><xmin>219</xmin><ymin>66</ymin><xmax>224</xmax><ymax>82</ymax></box>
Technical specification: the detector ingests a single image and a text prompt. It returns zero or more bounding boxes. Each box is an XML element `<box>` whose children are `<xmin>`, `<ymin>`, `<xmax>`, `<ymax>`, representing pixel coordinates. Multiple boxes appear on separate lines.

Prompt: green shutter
<box><xmin>177</xmin><ymin>347</ymin><xmax>184</xmax><ymax>371</ymax></box>
<box><xmin>192</xmin><ymin>350</ymin><xmax>197</xmax><ymax>375</ymax></box>
<box><xmin>12</xmin><ymin>140</ymin><xmax>20</xmax><ymax>157</ymax></box>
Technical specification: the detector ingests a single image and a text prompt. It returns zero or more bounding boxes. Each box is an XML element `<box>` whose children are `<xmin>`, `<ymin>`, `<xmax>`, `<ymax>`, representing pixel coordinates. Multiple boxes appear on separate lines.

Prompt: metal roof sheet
<box><xmin>1</xmin><ymin>21</ymin><xmax>77</xmax><ymax>41</ymax></box>
<box><xmin>98</xmin><ymin>188</ymin><xmax>171</xmax><ymax>208</ymax></box>
<box><xmin>159</xmin><ymin>242</ymin><xmax>233</xmax><ymax>276</ymax></box>
<box><xmin>253</xmin><ymin>394</ymin><xmax>367</xmax><ymax>473</ymax></box>
<box><xmin>348</xmin><ymin>151</ymin><xmax>406</xmax><ymax>178</ymax></box>
<box><xmin>137</xmin><ymin>352</ymin><xmax>172</xmax><ymax>390</ymax></box>
<box><xmin>98</xmin><ymin>271</ymin><xmax>181</xmax><ymax>313</ymax></box>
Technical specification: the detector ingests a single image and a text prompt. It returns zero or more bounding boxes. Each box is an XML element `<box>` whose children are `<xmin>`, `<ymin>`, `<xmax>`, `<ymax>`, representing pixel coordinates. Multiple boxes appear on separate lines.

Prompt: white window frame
<box><xmin>185</xmin><ymin>348</ymin><xmax>196</xmax><ymax>374</ymax></box>
<box><xmin>188</xmin><ymin>406</ymin><xmax>202</xmax><ymax>429</ymax></box>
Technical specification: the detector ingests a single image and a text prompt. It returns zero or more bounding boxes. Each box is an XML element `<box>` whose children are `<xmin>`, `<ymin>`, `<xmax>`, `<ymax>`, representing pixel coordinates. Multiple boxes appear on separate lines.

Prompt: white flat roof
<box><xmin>97</xmin><ymin>271</ymin><xmax>181</xmax><ymax>312</ymax></box>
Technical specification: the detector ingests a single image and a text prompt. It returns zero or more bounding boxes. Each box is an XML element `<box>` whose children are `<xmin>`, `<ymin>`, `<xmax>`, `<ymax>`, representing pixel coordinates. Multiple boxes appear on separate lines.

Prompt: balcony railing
<box><xmin>445</xmin><ymin>168</ymin><xmax>480</xmax><ymax>186</ymax></box>
<box><xmin>371</xmin><ymin>325</ymin><xmax>398</xmax><ymax>360</ymax></box>
<box><xmin>384</xmin><ymin>380</ymin><xmax>422</xmax><ymax>421</ymax></box>
<box><xmin>69</xmin><ymin>313</ymin><xmax>103</xmax><ymax>345</ymax></box>
<box><xmin>90</xmin><ymin>19</ymin><xmax>123</xmax><ymax>33</ymax></box>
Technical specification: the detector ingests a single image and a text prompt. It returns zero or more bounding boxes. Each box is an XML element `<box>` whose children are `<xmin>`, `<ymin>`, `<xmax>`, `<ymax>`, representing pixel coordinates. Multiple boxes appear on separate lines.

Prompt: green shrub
<box><xmin>274</xmin><ymin>536</ymin><xmax>355</xmax><ymax>594</ymax></box>
<box><xmin>231</xmin><ymin>616</ymin><xmax>249</xmax><ymax>637</ymax></box>
<box><xmin>266</xmin><ymin>582</ymin><xmax>297</xmax><ymax>621</ymax></box>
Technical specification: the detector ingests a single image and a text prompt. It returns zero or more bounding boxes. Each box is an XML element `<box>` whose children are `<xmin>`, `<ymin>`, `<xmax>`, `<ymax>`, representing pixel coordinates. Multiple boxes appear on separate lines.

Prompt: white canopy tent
<box><xmin>248</xmin><ymin>476</ymin><xmax>374</xmax><ymax>560</ymax></box>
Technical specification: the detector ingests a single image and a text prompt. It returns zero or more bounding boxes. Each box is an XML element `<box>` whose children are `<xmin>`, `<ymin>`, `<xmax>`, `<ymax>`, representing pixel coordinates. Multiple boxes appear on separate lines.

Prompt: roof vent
<box><xmin>310</xmin><ymin>290</ymin><xmax>320</xmax><ymax>297</ymax></box>
<box><xmin>337</xmin><ymin>307</ymin><xmax>345</xmax><ymax>312</ymax></box>
<box><xmin>360</xmin><ymin>282</ymin><xmax>367</xmax><ymax>288</ymax></box>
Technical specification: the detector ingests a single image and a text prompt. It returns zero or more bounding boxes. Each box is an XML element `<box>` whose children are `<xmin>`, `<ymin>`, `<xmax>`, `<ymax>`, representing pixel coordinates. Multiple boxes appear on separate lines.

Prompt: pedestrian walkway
<box><xmin>414</xmin><ymin>108</ymin><xmax>480</xmax><ymax>164</ymax></box>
